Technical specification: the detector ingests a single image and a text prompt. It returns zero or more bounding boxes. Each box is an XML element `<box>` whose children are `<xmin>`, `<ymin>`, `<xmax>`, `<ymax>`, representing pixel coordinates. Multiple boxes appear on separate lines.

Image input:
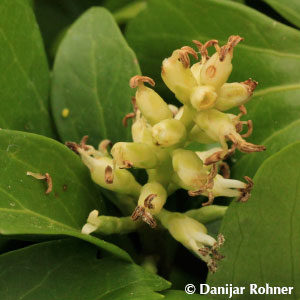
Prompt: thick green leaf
<box><xmin>126</xmin><ymin>0</ymin><xmax>300</xmax><ymax>144</ymax></box>
<box><xmin>0</xmin><ymin>130</ymin><xmax>130</xmax><ymax>261</ymax></box>
<box><xmin>52</xmin><ymin>7</ymin><xmax>140</xmax><ymax>146</ymax></box>
<box><xmin>0</xmin><ymin>239</ymin><xmax>170</xmax><ymax>300</ymax></box>
<box><xmin>0</xmin><ymin>0</ymin><xmax>55</xmax><ymax>137</ymax></box>
<box><xmin>233</xmin><ymin>119</ymin><xmax>300</xmax><ymax>179</ymax></box>
<box><xmin>263</xmin><ymin>0</ymin><xmax>300</xmax><ymax>28</ymax></box>
<box><xmin>207</xmin><ymin>142</ymin><xmax>300</xmax><ymax>298</ymax></box>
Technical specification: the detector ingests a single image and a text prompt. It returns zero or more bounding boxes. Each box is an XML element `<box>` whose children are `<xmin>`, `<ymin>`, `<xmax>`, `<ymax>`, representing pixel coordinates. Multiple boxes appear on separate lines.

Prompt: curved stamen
<box><xmin>219</xmin><ymin>35</ymin><xmax>243</xmax><ymax>61</ymax></box>
<box><xmin>238</xmin><ymin>176</ymin><xmax>254</xmax><ymax>202</ymax></box>
<box><xmin>130</xmin><ymin>75</ymin><xmax>155</xmax><ymax>88</ymax></box>
<box><xmin>105</xmin><ymin>165</ymin><xmax>114</xmax><ymax>184</ymax></box>
<box><xmin>122</xmin><ymin>112</ymin><xmax>136</xmax><ymax>127</ymax></box>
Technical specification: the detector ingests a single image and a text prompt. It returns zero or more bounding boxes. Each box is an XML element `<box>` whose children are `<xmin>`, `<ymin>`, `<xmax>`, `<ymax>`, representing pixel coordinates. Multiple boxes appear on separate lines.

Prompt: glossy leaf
<box><xmin>51</xmin><ymin>7</ymin><xmax>140</xmax><ymax>147</ymax></box>
<box><xmin>0</xmin><ymin>0</ymin><xmax>55</xmax><ymax>137</ymax></box>
<box><xmin>207</xmin><ymin>142</ymin><xmax>300</xmax><ymax>298</ymax></box>
<box><xmin>34</xmin><ymin>0</ymin><xmax>101</xmax><ymax>60</ymax></box>
<box><xmin>232</xmin><ymin>119</ymin><xmax>300</xmax><ymax>179</ymax></box>
<box><xmin>0</xmin><ymin>130</ymin><xmax>130</xmax><ymax>261</ymax></box>
<box><xmin>263</xmin><ymin>0</ymin><xmax>300</xmax><ymax>28</ymax></box>
<box><xmin>126</xmin><ymin>0</ymin><xmax>300</xmax><ymax>145</ymax></box>
<box><xmin>0</xmin><ymin>239</ymin><xmax>170</xmax><ymax>300</ymax></box>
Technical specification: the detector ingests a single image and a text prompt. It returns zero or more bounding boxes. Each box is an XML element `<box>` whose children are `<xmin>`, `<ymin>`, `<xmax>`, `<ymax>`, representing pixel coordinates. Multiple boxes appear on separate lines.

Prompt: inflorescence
<box><xmin>66</xmin><ymin>36</ymin><xmax>265</xmax><ymax>272</ymax></box>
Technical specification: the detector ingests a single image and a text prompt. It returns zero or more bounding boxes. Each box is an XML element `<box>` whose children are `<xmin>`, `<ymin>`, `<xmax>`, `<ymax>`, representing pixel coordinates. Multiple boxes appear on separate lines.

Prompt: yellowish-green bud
<box><xmin>172</xmin><ymin>149</ymin><xmax>207</xmax><ymax>190</ymax></box>
<box><xmin>215</xmin><ymin>79</ymin><xmax>257</xmax><ymax>111</ymax></box>
<box><xmin>131</xmin><ymin>114</ymin><xmax>154</xmax><ymax>145</ymax></box>
<box><xmin>199</xmin><ymin>36</ymin><xmax>243</xmax><ymax>90</ymax></box>
<box><xmin>130</xmin><ymin>75</ymin><xmax>173</xmax><ymax>125</ymax></box>
<box><xmin>188</xmin><ymin>125</ymin><xmax>215</xmax><ymax>144</ymax></box>
<box><xmin>81</xmin><ymin>210</ymin><xmax>139</xmax><ymax>235</ymax></box>
<box><xmin>174</xmin><ymin>105</ymin><xmax>196</xmax><ymax>131</ymax></box>
<box><xmin>190</xmin><ymin>61</ymin><xmax>203</xmax><ymax>85</ymax></box>
<box><xmin>152</xmin><ymin>119</ymin><xmax>187</xmax><ymax>148</ymax></box>
<box><xmin>78</xmin><ymin>150</ymin><xmax>141</xmax><ymax>197</ymax></box>
<box><xmin>111</xmin><ymin>142</ymin><xmax>158</xmax><ymax>169</ymax></box>
<box><xmin>194</xmin><ymin>109</ymin><xmax>236</xmax><ymax>142</ymax></box>
<box><xmin>190</xmin><ymin>85</ymin><xmax>218</xmax><ymax>111</ymax></box>
<box><xmin>161</xmin><ymin>48</ymin><xmax>198</xmax><ymax>104</ymax></box>
<box><xmin>137</xmin><ymin>182</ymin><xmax>167</xmax><ymax>215</ymax></box>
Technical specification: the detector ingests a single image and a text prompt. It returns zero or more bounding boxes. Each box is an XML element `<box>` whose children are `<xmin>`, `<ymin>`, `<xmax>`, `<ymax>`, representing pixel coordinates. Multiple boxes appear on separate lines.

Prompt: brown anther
<box><xmin>99</xmin><ymin>139</ymin><xmax>112</xmax><ymax>153</ymax></box>
<box><xmin>239</xmin><ymin>104</ymin><xmax>247</xmax><ymax>116</ymax></box>
<box><xmin>180</xmin><ymin>46</ymin><xmax>198</xmax><ymax>60</ymax></box>
<box><xmin>206</xmin><ymin>65</ymin><xmax>216</xmax><ymax>78</ymax></box>
<box><xmin>131</xmin><ymin>96</ymin><xmax>138</xmax><ymax>113</ymax></box>
<box><xmin>219</xmin><ymin>35</ymin><xmax>244</xmax><ymax>61</ymax></box>
<box><xmin>207</xmin><ymin>259</ymin><xmax>218</xmax><ymax>273</ymax></box>
<box><xmin>142</xmin><ymin>211</ymin><xmax>157</xmax><ymax>228</ymax></box>
<box><xmin>202</xmin><ymin>191</ymin><xmax>215</xmax><ymax>206</ymax></box>
<box><xmin>188</xmin><ymin>188</ymin><xmax>205</xmax><ymax>197</ymax></box>
<box><xmin>104</xmin><ymin>166</ymin><xmax>114</xmax><ymax>184</ymax></box>
<box><xmin>235</xmin><ymin>121</ymin><xmax>243</xmax><ymax>133</ymax></box>
<box><xmin>119</xmin><ymin>160</ymin><xmax>133</xmax><ymax>169</ymax></box>
<box><xmin>122</xmin><ymin>112</ymin><xmax>135</xmax><ymax>127</ymax></box>
<box><xmin>193</xmin><ymin>39</ymin><xmax>219</xmax><ymax>63</ymax></box>
<box><xmin>207</xmin><ymin>164</ymin><xmax>218</xmax><ymax>189</ymax></box>
<box><xmin>219</xmin><ymin>162</ymin><xmax>230</xmax><ymax>179</ymax></box>
<box><xmin>26</xmin><ymin>171</ymin><xmax>52</xmax><ymax>194</ymax></box>
<box><xmin>227</xmin><ymin>133</ymin><xmax>266</xmax><ymax>153</ymax></box>
<box><xmin>131</xmin><ymin>206</ymin><xmax>157</xmax><ymax>228</ymax></box>
<box><xmin>238</xmin><ymin>176</ymin><xmax>254</xmax><ymax>202</ymax></box>
<box><xmin>204</xmin><ymin>150</ymin><xmax>225</xmax><ymax>165</ymax></box>
<box><xmin>65</xmin><ymin>141</ymin><xmax>80</xmax><ymax>154</ymax></box>
<box><xmin>188</xmin><ymin>164</ymin><xmax>217</xmax><ymax>200</ymax></box>
<box><xmin>241</xmin><ymin>120</ymin><xmax>253</xmax><ymax>138</ymax></box>
<box><xmin>144</xmin><ymin>194</ymin><xmax>157</xmax><ymax>209</ymax></box>
<box><xmin>129</xmin><ymin>75</ymin><xmax>155</xmax><ymax>88</ymax></box>
<box><xmin>198</xmin><ymin>247</ymin><xmax>210</xmax><ymax>256</ymax></box>
<box><xmin>131</xmin><ymin>205</ymin><xmax>144</xmax><ymax>221</ymax></box>
<box><xmin>80</xmin><ymin>135</ymin><xmax>89</xmax><ymax>150</ymax></box>
<box><xmin>204</xmin><ymin>143</ymin><xmax>236</xmax><ymax>165</ymax></box>
<box><xmin>242</xmin><ymin>78</ymin><xmax>258</xmax><ymax>95</ymax></box>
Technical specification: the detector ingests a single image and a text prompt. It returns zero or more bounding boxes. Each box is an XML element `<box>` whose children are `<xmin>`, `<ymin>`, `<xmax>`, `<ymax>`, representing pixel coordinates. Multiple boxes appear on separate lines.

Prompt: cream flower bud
<box><xmin>188</xmin><ymin>125</ymin><xmax>215</xmax><ymax>144</ymax></box>
<box><xmin>157</xmin><ymin>210</ymin><xmax>224</xmax><ymax>272</ymax></box>
<box><xmin>190</xmin><ymin>85</ymin><xmax>218</xmax><ymax>111</ymax></box>
<box><xmin>215</xmin><ymin>79</ymin><xmax>258</xmax><ymax>111</ymax></box>
<box><xmin>131</xmin><ymin>114</ymin><xmax>154</xmax><ymax>145</ymax></box>
<box><xmin>161</xmin><ymin>48</ymin><xmax>198</xmax><ymax>104</ymax></box>
<box><xmin>194</xmin><ymin>109</ymin><xmax>265</xmax><ymax>164</ymax></box>
<box><xmin>111</xmin><ymin>142</ymin><xmax>158</xmax><ymax>169</ymax></box>
<box><xmin>82</xmin><ymin>210</ymin><xmax>139</xmax><ymax>235</ymax></box>
<box><xmin>190</xmin><ymin>62</ymin><xmax>203</xmax><ymax>85</ymax></box>
<box><xmin>172</xmin><ymin>149</ymin><xmax>207</xmax><ymax>191</ymax></box>
<box><xmin>131</xmin><ymin>182</ymin><xmax>167</xmax><ymax>228</ymax></box>
<box><xmin>138</xmin><ymin>182</ymin><xmax>167</xmax><ymax>215</ymax></box>
<box><xmin>152</xmin><ymin>119</ymin><xmax>187</xmax><ymax>148</ymax></box>
<box><xmin>130</xmin><ymin>75</ymin><xmax>173</xmax><ymax>125</ymax></box>
<box><xmin>195</xmin><ymin>175</ymin><xmax>254</xmax><ymax>202</ymax></box>
<box><xmin>174</xmin><ymin>105</ymin><xmax>196</xmax><ymax>131</ymax></box>
<box><xmin>77</xmin><ymin>149</ymin><xmax>141</xmax><ymax>197</ymax></box>
<box><xmin>199</xmin><ymin>36</ymin><xmax>243</xmax><ymax>90</ymax></box>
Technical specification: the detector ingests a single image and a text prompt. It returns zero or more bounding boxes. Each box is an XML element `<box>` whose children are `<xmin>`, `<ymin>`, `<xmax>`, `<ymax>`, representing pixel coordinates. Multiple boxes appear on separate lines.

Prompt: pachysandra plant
<box><xmin>67</xmin><ymin>36</ymin><xmax>266</xmax><ymax>272</ymax></box>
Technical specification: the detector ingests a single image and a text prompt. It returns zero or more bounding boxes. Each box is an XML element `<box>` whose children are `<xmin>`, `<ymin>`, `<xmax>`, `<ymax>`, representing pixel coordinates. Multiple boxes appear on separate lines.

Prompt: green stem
<box><xmin>184</xmin><ymin>205</ymin><xmax>227</xmax><ymax>223</ymax></box>
<box><xmin>95</xmin><ymin>215</ymin><xmax>141</xmax><ymax>235</ymax></box>
<box><xmin>113</xmin><ymin>1</ymin><xmax>147</xmax><ymax>25</ymax></box>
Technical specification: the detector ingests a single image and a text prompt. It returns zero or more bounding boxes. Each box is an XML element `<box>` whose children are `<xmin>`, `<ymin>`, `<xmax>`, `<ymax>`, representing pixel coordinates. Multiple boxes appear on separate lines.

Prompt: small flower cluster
<box><xmin>67</xmin><ymin>36</ymin><xmax>265</xmax><ymax>272</ymax></box>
